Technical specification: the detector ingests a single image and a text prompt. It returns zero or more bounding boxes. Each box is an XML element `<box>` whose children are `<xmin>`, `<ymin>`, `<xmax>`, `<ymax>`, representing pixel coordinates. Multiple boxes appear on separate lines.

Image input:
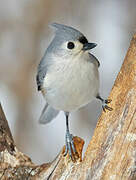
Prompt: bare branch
<box><xmin>0</xmin><ymin>34</ymin><xmax>136</xmax><ymax>179</ymax></box>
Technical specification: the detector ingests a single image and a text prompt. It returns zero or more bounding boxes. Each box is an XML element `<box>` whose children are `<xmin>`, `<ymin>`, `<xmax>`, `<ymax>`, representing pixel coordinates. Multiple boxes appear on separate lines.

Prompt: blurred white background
<box><xmin>0</xmin><ymin>0</ymin><xmax>136</xmax><ymax>164</ymax></box>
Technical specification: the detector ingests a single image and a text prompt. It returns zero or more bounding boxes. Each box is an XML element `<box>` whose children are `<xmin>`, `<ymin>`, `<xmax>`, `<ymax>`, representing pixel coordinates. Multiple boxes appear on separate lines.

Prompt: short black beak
<box><xmin>82</xmin><ymin>43</ymin><xmax>97</xmax><ymax>51</ymax></box>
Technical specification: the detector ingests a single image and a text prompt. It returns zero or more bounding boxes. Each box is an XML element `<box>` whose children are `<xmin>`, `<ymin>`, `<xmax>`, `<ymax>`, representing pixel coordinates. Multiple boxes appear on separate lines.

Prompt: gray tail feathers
<box><xmin>39</xmin><ymin>104</ymin><xmax>59</xmax><ymax>124</ymax></box>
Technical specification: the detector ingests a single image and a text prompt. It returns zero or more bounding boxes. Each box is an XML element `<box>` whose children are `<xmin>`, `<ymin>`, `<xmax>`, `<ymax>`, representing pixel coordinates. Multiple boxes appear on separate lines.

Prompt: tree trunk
<box><xmin>0</xmin><ymin>34</ymin><xmax>136</xmax><ymax>180</ymax></box>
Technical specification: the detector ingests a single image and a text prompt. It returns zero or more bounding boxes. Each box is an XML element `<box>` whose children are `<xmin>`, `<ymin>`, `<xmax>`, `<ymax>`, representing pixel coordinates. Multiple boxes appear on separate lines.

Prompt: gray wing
<box><xmin>89</xmin><ymin>53</ymin><xmax>100</xmax><ymax>67</ymax></box>
<box><xmin>36</xmin><ymin>55</ymin><xmax>48</xmax><ymax>91</ymax></box>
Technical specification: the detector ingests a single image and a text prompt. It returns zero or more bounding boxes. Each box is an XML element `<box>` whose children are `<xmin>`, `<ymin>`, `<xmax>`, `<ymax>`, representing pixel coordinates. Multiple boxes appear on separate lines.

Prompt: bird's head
<box><xmin>48</xmin><ymin>23</ymin><xmax>97</xmax><ymax>59</ymax></box>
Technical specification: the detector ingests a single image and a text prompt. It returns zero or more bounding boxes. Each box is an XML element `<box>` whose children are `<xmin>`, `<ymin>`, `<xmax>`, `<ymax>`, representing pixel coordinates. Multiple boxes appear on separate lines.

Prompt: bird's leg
<box><xmin>96</xmin><ymin>95</ymin><xmax>113</xmax><ymax>112</ymax></box>
<box><xmin>64</xmin><ymin>112</ymin><xmax>76</xmax><ymax>159</ymax></box>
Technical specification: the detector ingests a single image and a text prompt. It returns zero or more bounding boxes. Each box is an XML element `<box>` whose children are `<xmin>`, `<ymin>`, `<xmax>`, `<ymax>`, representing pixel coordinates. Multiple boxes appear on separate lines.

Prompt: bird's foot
<box><xmin>96</xmin><ymin>95</ymin><xmax>113</xmax><ymax>112</ymax></box>
<box><xmin>102</xmin><ymin>99</ymin><xmax>113</xmax><ymax>112</ymax></box>
<box><xmin>64</xmin><ymin>131</ymin><xmax>78</xmax><ymax>161</ymax></box>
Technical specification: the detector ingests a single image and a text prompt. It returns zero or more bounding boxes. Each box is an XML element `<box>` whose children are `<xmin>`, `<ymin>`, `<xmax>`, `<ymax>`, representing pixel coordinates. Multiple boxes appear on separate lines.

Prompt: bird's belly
<box><xmin>44</xmin><ymin>61</ymin><xmax>99</xmax><ymax>112</ymax></box>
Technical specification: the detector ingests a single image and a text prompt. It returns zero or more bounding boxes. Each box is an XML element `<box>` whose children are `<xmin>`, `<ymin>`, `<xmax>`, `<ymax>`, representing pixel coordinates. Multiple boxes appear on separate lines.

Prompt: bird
<box><xmin>36</xmin><ymin>23</ymin><xmax>112</xmax><ymax>160</ymax></box>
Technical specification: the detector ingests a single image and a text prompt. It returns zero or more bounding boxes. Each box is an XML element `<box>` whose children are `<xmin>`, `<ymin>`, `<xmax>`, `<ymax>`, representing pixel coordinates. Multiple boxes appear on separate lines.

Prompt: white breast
<box><xmin>43</xmin><ymin>53</ymin><xmax>99</xmax><ymax>112</ymax></box>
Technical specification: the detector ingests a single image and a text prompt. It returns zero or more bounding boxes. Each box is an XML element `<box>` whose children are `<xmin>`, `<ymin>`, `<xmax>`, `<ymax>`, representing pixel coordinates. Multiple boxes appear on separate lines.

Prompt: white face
<box><xmin>61</xmin><ymin>40</ymin><xmax>84</xmax><ymax>56</ymax></box>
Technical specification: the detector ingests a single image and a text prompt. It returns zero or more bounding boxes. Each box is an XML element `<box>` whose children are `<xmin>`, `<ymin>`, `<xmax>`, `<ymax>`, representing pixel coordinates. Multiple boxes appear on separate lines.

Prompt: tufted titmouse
<box><xmin>36</xmin><ymin>23</ymin><xmax>112</xmax><ymax>159</ymax></box>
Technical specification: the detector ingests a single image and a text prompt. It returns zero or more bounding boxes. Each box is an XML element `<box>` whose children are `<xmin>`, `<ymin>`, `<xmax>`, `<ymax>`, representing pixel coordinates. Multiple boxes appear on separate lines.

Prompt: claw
<box><xmin>97</xmin><ymin>95</ymin><xmax>113</xmax><ymax>112</ymax></box>
<box><xmin>64</xmin><ymin>132</ymin><xmax>77</xmax><ymax>161</ymax></box>
<box><xmin>105</xmin><ymin>105</ymin><xmax>113</xmax><ymax>111</ymax></box>
<box><xmin>64</xmin><ymin>141</ymin><xmax>68</xmax><ymax>156</ymax></box>
<box><xmin>105</xmin><ymin>99</ymin><xmax>112</xmax><ymax>104</ymax></box>
<box><xmin>102</xmin><ymin>105</ymin><xmax>113</xmax><ymax>112</ymax></box>
<box><xmin>71</xmin><ymin>139</ymin><xmax>76</xmax><ymax>154</ymax></box>
<box><xmin>102</xmin><ymin>99</ymin><xmax>113</xmax><ymax>112</ymax></box>
<box><xmin>68</xmin><ymin>141</ymin><xmax>72</xmax><ymax>158</ymax></box>
<box><xmin>102</xmin><ymin>105</ymin><xmax>106</xmax><ymax>112</ymax></box>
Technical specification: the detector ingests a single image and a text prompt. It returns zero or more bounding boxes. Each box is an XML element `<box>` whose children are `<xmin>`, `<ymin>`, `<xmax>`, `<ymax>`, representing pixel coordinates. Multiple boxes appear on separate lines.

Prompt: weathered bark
<box><xmin>0</xmin><ymin>34</ymin><xmax>136</xmax><ymax>179</ymax></box>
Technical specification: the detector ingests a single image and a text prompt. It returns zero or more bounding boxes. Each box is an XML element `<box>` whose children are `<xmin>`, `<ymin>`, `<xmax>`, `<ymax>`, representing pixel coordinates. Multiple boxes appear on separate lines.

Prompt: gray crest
<box><xmin>50</xmin><ymin>23</ymin><xmax>84</xmax><ymax>41</ymax></box>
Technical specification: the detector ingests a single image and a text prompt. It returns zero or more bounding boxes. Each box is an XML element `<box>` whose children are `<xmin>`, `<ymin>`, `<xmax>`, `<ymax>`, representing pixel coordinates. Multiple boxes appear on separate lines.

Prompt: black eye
<box><xmin>67</xmin><ymin>42</ymin><xmax>75</xmax><ymax>49</ymax></box>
